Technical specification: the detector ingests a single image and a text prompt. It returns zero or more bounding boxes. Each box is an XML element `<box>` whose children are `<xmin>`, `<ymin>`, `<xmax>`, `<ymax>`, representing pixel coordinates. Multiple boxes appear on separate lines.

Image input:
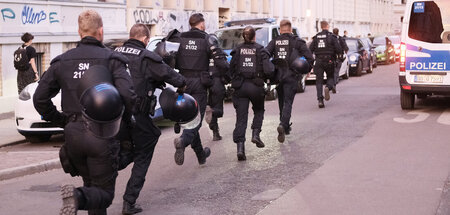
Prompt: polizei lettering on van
<box><xmin>409</xmin><ymin>62</ymin><xmax>447</xmax><ymax>71</ymax></box>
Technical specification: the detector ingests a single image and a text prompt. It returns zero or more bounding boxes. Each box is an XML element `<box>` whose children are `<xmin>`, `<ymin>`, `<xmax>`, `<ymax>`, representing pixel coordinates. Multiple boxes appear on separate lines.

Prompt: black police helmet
<box><xmin>80</xmin><ymin>83</ymin><xmax>124</xmax><ymax>138</ymax></box>
<box><xmin>77</xmin><ymin>65</ymin><xmax>113</xmax><ymax>98</ymax></box>
<box><xmin>159</xmin><ymin>87</ymin><xmax>198</xmax><ymax>124</ymax></box>
<box><xmin>290</xmin><ymin>57</ymin><xmax>310</xmax><ymax>74</ymax></box>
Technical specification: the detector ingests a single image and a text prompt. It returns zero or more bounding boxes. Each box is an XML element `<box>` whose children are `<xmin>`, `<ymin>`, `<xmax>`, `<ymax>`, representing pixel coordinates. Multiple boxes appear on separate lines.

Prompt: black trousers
<box><xmin>314</xmin><ymin>59</ymin><xmax>335</xmax><ymax>100</ymax></box>
<box><xmin>334</xmin><ymin>60</ymin><xmax>343</xmax><ymax>86</ymax></box>
<box><xmin>17</xmin><ymin>67</ymin><xmax>35</xmax><ymax>94</ymax></box>
<box><xmin>180</xmin><ymin>77</ymin><xmax>207</xmax><ymax>153</ymax></box>
<box><xmin>64</xmin><ymin>121</ymin><xmax>119</xmax><ymax>215</ymax></box>
<box><xmin>232</xmin><ymin>81</ymin><xmax>265</xmax><ymax>143</ymax></box>
<box><xmin>276</xmin><ymin>78</ymin><xmax>298</xmax><ymax>130</ymax></box>
<box><xmin>207</xmin><ymin>77</ymin><xmax>225</xmax><ymax>130</ymax></box>
<box><xmin>123</xmin><ymin>113</ymin><xmax>160</xmax><ymax>205</ymax></box>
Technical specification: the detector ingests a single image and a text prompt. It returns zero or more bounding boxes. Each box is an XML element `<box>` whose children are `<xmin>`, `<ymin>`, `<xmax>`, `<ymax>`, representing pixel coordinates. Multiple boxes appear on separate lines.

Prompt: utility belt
<box><xmin>180</xmin><ymin>70</ymin><xmax>202</xmax><ymax>78</ymax></box>
<box><xmin>135</xmin><ymin>90</ymin><xmax>157</xmax><ymax>116</ymax></box>
<box><xmin>211</xmin><ymin>70</ymin><xmax>222</xmax><ymax>78</ymax></box>
<box><xmin>316</xmin><ymin>55</ymin><xmax>333</xmax><ymax>60</ymax></box>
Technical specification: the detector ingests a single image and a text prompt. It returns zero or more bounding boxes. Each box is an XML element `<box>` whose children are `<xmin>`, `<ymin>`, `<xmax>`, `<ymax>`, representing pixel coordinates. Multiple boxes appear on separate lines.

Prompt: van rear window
<box><xmin>408</xmin><ymin>1</ymin><xmax>450</xmax><ymax>43</ymax></box>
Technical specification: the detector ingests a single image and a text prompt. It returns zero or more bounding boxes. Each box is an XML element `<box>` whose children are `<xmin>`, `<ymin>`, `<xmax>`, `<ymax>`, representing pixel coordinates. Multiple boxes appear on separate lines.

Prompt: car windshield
<box><xmin>388</xmin><ymin>36</ymin><xmax>400</xmax><ymax>44</ymax></box>
<box><xmin>216</xmin><ymin>27</ymin><xmax>269</xmax><ymax>50</ymax></box>
<box><xmin>408</xmin><ymin>0</ymin><xmax>450</xmax><ymax>43</ymax></box>
<box><xmin>373</xmin><ymin>36</ymin><xmax>387</xmax><ymax>46</ymax></box>
<box><xmin>360</xmin><ymin>38</ymin><xmax>372</xmax><ymax>48</ymax></box>
<box><xmin>345</xmin><ymin>39</ymin><xmax>359</xmax><ymax>51</ymax></box>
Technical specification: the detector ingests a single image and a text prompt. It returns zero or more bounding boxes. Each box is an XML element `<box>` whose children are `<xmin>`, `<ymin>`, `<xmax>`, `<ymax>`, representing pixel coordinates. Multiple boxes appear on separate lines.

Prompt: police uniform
<box><xmin>230</xmin><ymin>41</ymin><xmax>273</xmax><ymax>160</ymax></box>
<box><xmin>33</xmin><ymin>36</ymin><xmax>136</xmax><ymax>215</ymax></box>
<box><xmin>266</xmin><ymin>33</ymin><xmax>314</xmax><ymax>134</ymax></box>
<box><xmin>114</xmin><ymin>39</ymin><xmax>186</xmax><ymax>211</ymax></box>
<box><xmin>206</xmin><ymin>47</ymin><xmax>230</xmax><ymax>140</ymax></box>
<box><xmin>334</xmin><ymin>34</ymin><xmax>348</xmax><ymax>86</ymax></box>
<box><xmin>310</xmin><ymin>30</ymin><xmax>342</xmax><ymax>104</ymax></box>
<box><xmin>169</xmin><ymin>28</ymin><xmax>228</xmax><ymax>164</ymax></box>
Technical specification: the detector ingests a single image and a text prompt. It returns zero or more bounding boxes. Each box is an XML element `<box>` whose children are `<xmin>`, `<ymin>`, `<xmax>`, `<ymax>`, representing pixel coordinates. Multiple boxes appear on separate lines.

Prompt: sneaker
<box><xmin>332</xmin><ymin>87</ymin><xmax>337</xmax><ymax>94</ymax></box>
<box><xmin>277</xmin><ymin>125</ymin><xmax>285</xmax><ymax>143</ymax></box>
<box><xmin>174</xmin><ymin>138</ymin><xmax>185</xmax><ymax>165</ymax></box>
<box><xmin>60</xmin><ymin>185</ymin><xmax>78</xmax><ymax>215</ymax></box>
<box><xmin>204</xmin><ymin>106</ymin><xmax>213</xmax><ymax>125</ymax></box>
<box><xmin>324</xmin><ymin>87</ymin><xmax>330</xmax><ymax>101</ymax></box>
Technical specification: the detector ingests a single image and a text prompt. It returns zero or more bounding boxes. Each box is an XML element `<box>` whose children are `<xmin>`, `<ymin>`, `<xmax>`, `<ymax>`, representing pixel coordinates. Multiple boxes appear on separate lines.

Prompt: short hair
<box><xmin>280</xmin><ymin>19</ymin><xmax>292</xmax><ymax>31</ymax></box>
<box><xmin>243</xmin><ymin>26</ymin><xmax>255</xmax><ymax>43</ymax></box>
<box><xmin>333</xmin><ymin>28</ymin><xmax>339</xmax><ymax>35</ymax></box>
<box><xmin>78</xmin><ymin>10</ymin><xmax>103</xmax><ymax>37</ymax></box>
<box><xmin>130</xmin><ymin>24</ymin><xmax>150</xmax><ymax>39</ymax></box>
<box><xmin>344</xmin><ymin>30</ymin><xmax>348</xmax><ymax>34</ymax></box>
<box><xmin>189</xmin><ymin>13</ymin><xmax>205</xmax><ymax>27</ymax></box>
<box><xmin>320</xmin><ymin>21</ymin><xmax>329</xmax><ymax>29</ymax></box>
<box><xmin>21</xmin><ymin>33</ymin><xmax>34</xmax><ymax>43</ymax></box>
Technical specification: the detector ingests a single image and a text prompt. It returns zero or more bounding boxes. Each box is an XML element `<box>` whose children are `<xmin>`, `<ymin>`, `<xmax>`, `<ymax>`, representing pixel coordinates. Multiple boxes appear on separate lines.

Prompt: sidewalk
<box><xmin>0</xmin><ymin>112</ymin><xmax>60</xmax><ymax>181</ymax></box>
<box><xmin>257</xmin><ymin>107</ymin><xmax>450</xmax><ymax>215</ymax></box>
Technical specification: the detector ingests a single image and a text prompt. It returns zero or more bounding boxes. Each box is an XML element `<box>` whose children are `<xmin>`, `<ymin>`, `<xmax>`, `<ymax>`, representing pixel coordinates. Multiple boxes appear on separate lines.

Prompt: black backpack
<box><xmin>14</xmin><ymin>46</ymin><xmax>30</xmax><ymax>71</ymax></box>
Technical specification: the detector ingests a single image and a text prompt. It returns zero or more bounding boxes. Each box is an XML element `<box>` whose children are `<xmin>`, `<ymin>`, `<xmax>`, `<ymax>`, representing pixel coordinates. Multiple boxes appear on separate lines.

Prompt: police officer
<box><xmin>310</xmin><ymin>21</ymin><xmax>342</xmax><ymax>108</ymax></box>
<box><xmin>114</xmin><ymin>24</ymin><xmax>186</xmax><ymax>215</ymax></box>
<box><xmin>168</xmin><ymin>13</ymin><xmax>228</xmax><ymax>165</ymax></box>
<box><xmin>205</xmin><ymin>40</ymin><xmax>230</xmax><ymax>141</ymax></box>
<box><xmin>230</xmin><ymin>26</ymin><xmax>274</xmax><ymax>161</ymax></box>
<box><xmin>266</xmin><ymin>20</ymin><xmax>314</xmax><ymax>143</ymax></box>
<box><xmin>332</xmin><ymin>28</ymin><xmax>349</xmax><ymax>91</ymax></box>
<box><xmin>33</xmin><ymin>10</ymin><xmax>136</xmax><ymax>215</ymax></box>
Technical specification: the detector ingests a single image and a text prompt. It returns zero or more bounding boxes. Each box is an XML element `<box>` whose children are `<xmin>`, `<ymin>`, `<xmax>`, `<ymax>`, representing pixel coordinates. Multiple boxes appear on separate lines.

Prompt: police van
<box><xmin>215</xmin><ymin>18</ymin><xmax>307</xmax><ymax>98</ymax></box>
<box><xmin>399</xmin><ymin>0</ymin><xmax>450</xmax><ymax>109</ymax></box>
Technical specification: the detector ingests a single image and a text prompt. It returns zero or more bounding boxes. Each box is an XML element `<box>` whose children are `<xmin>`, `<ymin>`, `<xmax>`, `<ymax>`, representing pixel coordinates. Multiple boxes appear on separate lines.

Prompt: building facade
<box><xmin>0</xmin><ymin>0</ymin><xmax>128</xmax><ymax>113</ymax></box>
<box><xmin>0</xmin><ymin>0</ymin><xmax>398</xmax><ymax>114</ymax></box>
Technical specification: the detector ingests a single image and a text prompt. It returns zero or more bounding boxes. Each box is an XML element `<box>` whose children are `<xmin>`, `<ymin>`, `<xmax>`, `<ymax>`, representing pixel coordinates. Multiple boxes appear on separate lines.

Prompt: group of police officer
<box><xmin>32</xmin><ymin>9</ymin><xmax>345</xmax><ymax>215</ymax></box>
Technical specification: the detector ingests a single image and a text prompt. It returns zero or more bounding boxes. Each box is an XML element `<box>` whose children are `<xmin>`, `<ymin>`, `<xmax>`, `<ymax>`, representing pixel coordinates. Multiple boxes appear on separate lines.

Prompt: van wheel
<box><xmin>25</xmin><ymin>134</ymin><xmax>51</xmax><ymax>143</ymax></box>
<box><xmin>356</xmin><ymin>61</ymin><xmax>363</xmax><ymax>76</ymax></box>
<box><xmin>400</xmin><ymin>90</ymin><xmax>415</xmax><ymax>110</ymax></box>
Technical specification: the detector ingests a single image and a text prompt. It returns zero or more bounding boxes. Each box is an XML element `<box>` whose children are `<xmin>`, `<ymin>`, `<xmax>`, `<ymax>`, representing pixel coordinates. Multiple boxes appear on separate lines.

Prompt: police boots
<box><xmin>324</xmin><ymin>86</ymin><xmax>331</xmax><ymax>101</ymax></box>
<box><xmin>237</xmin><ymin>142</ymin><xmax>246</xmax><ymax>161</ymax></box>
<box><xmin>277</xmin><ymin>125</ymin><xmax>286</xmax><ymax>143</ymax></box>
<box><xmin>60</xmin><ymin>184</ymin><xmax>81</xmax><ymax>215</ymax></box>
<box><xmin>251</xmin><ymin>129</ymin><xmax>265</xmax><ymax>148</ymax></box>
<box><xmin>318</xmin><ymin>99</ymin><xmax>325</xmax><ymax>108</ymax></box>
<box><xmin>122</xmin><ymin>201</ymin><xmax>143</xmax><ymax>215</ymax></box>
<box><xmin>174</xmin><ymin>138</ymin><xmax>185</xmax><ymax>165</ymax></box>
<box><xmin>196</xmin><ymin>147</ymin><xmax>211</xmax><ymax>165</ymax></box>
<box><xmin>212</xmin><ymin>128</ymin><xmax>222</xmax><ymax>141</ymax></box>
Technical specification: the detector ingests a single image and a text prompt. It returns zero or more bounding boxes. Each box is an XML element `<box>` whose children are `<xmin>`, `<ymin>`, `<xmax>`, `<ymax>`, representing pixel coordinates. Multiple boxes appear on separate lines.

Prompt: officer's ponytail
<box><xmin>243</xmin><ymin>26</ymin><xmax>255</xmax><ymax>44</ymax></box>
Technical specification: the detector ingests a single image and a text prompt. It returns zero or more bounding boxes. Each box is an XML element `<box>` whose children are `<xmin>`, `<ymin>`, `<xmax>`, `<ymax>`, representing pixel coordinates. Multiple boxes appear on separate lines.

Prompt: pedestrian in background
<box><xmin>332</xmin><ymin>28</ymin><xmax>348</xmax><ymax>92</ymax></box>
<box><xmin>14</xmin><ymin>32</ymin><xmax>39</xmax><ymax>94</ymax></box>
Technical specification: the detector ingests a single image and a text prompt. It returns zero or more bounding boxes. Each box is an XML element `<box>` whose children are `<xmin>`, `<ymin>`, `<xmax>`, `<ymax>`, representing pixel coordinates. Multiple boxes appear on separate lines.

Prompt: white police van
<box><xmin>399</xmin><ymin>0</ymin><xmax>450</xmax><ymax>109</ymax></box>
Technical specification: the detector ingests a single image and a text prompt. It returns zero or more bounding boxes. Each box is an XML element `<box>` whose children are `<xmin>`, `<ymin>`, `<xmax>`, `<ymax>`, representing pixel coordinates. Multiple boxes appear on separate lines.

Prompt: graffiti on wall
<box><xmin>132</xmin><ymin>9</ymin><xmax>219</xmax><ymax>35</ymax></box>
<box><xmin>1</xmin><ymin>5</ymin><xmax>60</xmax><ymax>24</ymax></box>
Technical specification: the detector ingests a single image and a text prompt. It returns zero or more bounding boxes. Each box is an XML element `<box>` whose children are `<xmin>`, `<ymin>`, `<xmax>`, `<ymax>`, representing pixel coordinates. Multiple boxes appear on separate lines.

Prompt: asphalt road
<box><xmin>1</xmin><ymin>62</ymin><xmax>450</xmax><ymax>215</ymax></box>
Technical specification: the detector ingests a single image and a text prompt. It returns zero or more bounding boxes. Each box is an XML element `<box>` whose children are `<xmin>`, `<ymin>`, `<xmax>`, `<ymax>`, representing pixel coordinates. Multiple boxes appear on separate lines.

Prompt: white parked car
<box><xmin>306</xmin><ymin>55</ymin><xmax>350</xmax><ymax>82</ymax></box>
<box><xmin>14</xmin><ymin>37</ymin><xmax>168</xmax><ymax>143</ymax></box>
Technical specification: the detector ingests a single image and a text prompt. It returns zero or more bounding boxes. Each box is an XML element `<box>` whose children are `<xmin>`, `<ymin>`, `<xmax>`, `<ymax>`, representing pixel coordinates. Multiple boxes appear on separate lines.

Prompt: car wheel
<box><xmin>367</xmin><ymin>60</ymin><xmax>373</xmax><ymax>73</ymax></box>
<box><xmin>373</xmin><ymin>59</ymin><xmax>378</xmax><ymax>68</ymax></box>
<box><xmin>25</xmin><ymin>134</ymin><xmax>52</xmax><ymax>143</ymax></box>
<box><xmin>342</xmin><ymin>67</ymin><xmax>349</xmax><ymax>79</ymax></box>
<box><xmin>265</xmin><ymin>88</ymin><xmax>277</xmax><ymax>101</ymax></box>
<box><xmin>400</xmin><ymin>90</ymin><xmax>415</xmax><ymax>110</ymax></box>
<box><xmin>297</xmin><ymin>75</ymin><xmax>306</xmax><ymax>93</ymax></box>
<box><xmin>356</xmin><ymin>61</ymin><xmax>363</xmax><ymax>76</ymax></box>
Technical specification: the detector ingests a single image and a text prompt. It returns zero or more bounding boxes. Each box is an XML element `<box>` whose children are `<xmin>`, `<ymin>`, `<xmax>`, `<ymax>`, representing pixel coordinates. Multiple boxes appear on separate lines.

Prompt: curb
<box><xmin>0</xmin><ymin>139</ymin><xmax>27</xmax><ymax>148</ymax></box>
<box><xmin>0</xmin><ymin>158</ymin><xmax>61</xmax><ymax>181</ymax></box>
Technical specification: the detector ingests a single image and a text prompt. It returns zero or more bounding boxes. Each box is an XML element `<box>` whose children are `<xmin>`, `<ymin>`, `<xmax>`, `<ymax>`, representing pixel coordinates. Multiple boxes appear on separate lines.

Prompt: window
<box><xmin>216</xmin><ymin>27</ymin><xmax>269</xmax><ymax>50</ymax></box>
<box><xmin>35</xmin><ymin>53</ymin><xmax>44</xmax><ymax>77</ymax></box>
<box><xmin>408</xmin><ymin>0</ymin><xmax>449</xmax><ymax>43</ymax></box>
